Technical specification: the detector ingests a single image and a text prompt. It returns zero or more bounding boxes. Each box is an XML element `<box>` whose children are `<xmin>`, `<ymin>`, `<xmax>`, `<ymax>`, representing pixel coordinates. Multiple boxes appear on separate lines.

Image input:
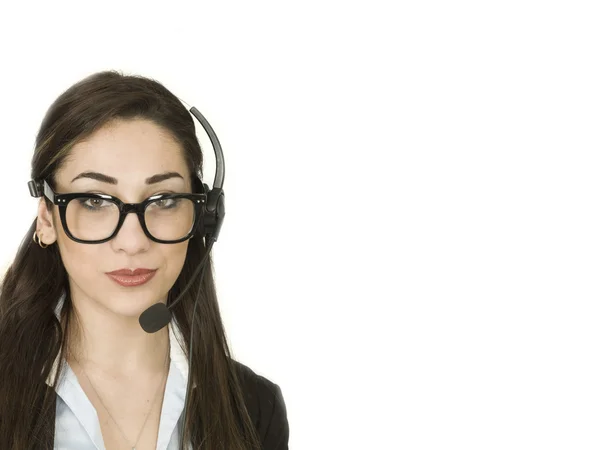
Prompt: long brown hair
<box><xmin>0</xmin><ymin>70</ymin><xmax>261</xmax><ymax>449</ymax></box>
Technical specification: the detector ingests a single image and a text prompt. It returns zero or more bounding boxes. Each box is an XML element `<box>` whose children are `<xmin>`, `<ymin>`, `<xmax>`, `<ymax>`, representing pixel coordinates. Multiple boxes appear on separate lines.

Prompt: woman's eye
<box><xmin>79</xmin><ymin>198</ymin><xmax>108</xmax><ymax>210</ymax></box>
<box><xmin>155</xmin><ymin>198</ymin><xmax>178</xmax><ymax>208</ymax></box>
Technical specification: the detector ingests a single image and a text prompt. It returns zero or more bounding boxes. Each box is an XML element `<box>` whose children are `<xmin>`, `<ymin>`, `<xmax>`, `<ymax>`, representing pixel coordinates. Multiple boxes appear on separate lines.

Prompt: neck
<box><xmin>65</xmin><ymin>293</ymin><xmax>170</xmax><ymax>378</ymax></box>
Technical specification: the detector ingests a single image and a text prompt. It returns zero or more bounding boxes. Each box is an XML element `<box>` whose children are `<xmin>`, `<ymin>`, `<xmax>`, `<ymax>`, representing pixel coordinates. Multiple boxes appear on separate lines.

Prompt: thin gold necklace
<box><xmin>70</xmin><ymin>347</ymin><xmax>170</xmax><ymax>450</ymax></box>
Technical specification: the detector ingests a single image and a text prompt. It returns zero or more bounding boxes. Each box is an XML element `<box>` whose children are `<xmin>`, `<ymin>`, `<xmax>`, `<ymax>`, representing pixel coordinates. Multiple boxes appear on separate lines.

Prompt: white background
<box><xmin>0</xmin><ymin>1</ymin><xmax>599</xmax><ymax>448</ymax></box>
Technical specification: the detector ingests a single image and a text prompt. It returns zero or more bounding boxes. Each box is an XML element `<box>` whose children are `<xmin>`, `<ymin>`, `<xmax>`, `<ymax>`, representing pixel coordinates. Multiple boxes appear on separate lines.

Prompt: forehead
<box><xmin>56</xmin><ymin>118</ymin><xmax>189</xmax><ymax>189</ymax></box>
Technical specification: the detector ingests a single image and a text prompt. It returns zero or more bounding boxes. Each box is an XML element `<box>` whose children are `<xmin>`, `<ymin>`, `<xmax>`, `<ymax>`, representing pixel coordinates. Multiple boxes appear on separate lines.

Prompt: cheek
<box><xmin>53</xmin><ymin>216</ymin><xmax>107</xmax><ymax>285</ymax></box>
<box><xmin>163</xmin><ymin>242</ymin><xmax>190</xmax><ymax>281</ymax></box>
<box><xmin>56</xmin><ymin>240</ymin><xmax>101</xmax><ymax>285</ymax></box>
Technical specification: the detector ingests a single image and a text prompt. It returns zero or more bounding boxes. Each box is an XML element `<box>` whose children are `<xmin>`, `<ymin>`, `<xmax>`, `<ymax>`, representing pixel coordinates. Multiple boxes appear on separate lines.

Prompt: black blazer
<box><xmin>38</xmin><ymin>359</ymin><xmax>289</xmax><ymax>449</ymax></box>
<box><xmin>235</xmin><ymin>360</ymin><xmax>290</xmax><ymax>449</ymax></box>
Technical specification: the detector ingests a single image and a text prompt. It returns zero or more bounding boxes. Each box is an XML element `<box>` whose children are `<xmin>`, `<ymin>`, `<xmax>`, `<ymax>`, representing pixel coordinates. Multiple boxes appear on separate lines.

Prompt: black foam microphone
<box><xmin>138</xmin><ymin>236</ymin><xmax>215</xmax><ymax>333</ymax></box>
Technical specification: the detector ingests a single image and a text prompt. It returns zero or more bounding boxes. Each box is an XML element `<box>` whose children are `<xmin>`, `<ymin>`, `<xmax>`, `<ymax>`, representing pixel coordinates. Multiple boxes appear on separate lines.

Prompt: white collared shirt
<box><xmin>46</xmin><ymin>293</ymin><xmax>193</xmax><ymax>450</ymax></box>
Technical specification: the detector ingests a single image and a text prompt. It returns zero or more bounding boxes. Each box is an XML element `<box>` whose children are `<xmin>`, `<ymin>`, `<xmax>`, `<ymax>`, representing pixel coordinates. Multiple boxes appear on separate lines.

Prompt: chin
<box><xmin>103</xmin><ymin>291</ymin><xmax>160</xmax><ymax>318</ymax></box>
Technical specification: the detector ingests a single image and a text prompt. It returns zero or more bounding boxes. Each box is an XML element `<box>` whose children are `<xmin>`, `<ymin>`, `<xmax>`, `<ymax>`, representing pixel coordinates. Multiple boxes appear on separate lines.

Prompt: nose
<box><xmin>110</xmin><ymin>211</ymin><xmax>150</xmax><ymax>253</ymax></box>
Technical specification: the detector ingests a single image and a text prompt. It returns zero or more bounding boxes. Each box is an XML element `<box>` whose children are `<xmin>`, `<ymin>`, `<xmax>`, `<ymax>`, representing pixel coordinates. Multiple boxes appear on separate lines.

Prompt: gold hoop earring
<box><xmin>33</xmin><ymin>231</ymin><xmax>49</xmax><ymax>249</ymax></box>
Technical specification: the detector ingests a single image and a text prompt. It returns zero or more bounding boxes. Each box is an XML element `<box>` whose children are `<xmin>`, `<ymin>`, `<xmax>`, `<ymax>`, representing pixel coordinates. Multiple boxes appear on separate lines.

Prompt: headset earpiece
<box><xmin>204</xmin><ymin>185</ymin><xmax>225</xmax><ymax>243</ymax></box>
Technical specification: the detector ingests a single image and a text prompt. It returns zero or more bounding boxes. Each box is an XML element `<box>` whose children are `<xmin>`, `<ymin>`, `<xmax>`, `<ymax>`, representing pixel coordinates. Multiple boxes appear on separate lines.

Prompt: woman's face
<box><xmin>36</xmin><ymin>118</ymin><xmax>192</xmax><ymax>319</ymax></box>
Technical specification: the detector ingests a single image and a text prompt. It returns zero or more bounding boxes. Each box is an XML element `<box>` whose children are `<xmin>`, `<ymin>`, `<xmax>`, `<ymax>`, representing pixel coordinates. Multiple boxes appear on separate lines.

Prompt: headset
<box><xmin>28</xmin><ymin>104</ymin><xmax>226</xmax><ymax>439</ymax></box>
<box><xmin>138</xmin><ymin>105</ymin><xmax>225</xmax><ymax>332</ymax></box>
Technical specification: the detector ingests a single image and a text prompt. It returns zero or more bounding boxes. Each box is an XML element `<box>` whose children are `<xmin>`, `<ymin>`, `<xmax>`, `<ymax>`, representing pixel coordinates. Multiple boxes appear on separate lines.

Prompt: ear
<box><xmin>36</xmin><ymin>199</ymin><xmax>58</xmax><ymax>245</ymax></box>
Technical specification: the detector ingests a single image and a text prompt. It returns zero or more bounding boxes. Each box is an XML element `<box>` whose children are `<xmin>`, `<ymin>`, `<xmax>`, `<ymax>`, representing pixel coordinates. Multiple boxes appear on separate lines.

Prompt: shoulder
<box><xmin>231</xmin><ymin>359</ymin><xmax>289</xmax><ymax>450</ymax></box>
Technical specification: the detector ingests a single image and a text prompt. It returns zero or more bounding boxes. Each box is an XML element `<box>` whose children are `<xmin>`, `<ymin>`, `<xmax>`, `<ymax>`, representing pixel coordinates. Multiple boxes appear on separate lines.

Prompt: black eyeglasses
<box><xmin>28</xmin><ymin>179</ymin><xmax>207</xmax><ymax>244</ymax></box>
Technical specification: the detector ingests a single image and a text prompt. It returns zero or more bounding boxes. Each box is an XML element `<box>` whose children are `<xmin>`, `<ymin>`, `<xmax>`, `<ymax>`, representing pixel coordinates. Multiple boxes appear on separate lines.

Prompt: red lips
<box><xmin>106</xmin><ymin>268</ymin><xmax>157</xmax><ymax>276</ymax></box>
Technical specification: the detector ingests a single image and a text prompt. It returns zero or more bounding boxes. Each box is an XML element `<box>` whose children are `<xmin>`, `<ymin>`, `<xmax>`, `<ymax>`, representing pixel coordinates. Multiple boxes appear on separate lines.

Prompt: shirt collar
<box><xmin>45</xmin><ymin>291</ymin><xmax>194</xmax><ymax>389</ymax></box>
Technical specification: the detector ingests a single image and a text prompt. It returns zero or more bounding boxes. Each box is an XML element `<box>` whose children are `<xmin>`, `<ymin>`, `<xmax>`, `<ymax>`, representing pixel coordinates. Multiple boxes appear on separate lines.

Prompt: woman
<box><xmin>0</xmin><ymin>71</ymin><xmax>288</xmax><ymax>449</ymax></box>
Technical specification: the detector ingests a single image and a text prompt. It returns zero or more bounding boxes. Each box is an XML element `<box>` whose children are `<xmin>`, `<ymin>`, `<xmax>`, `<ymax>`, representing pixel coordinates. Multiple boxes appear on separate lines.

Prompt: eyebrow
<box><xmin>71</xmin><ymin>171</ymin><xmax>184</xmax><ymax>185</ymax></box>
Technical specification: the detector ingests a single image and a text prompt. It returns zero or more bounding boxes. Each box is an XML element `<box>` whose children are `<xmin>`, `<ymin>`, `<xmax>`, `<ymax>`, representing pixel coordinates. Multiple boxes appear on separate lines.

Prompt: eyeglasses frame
<box><xmin>29</xmin><ymin>179</ymin><xmax>207</xmax><ymax>244</ymax></box>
